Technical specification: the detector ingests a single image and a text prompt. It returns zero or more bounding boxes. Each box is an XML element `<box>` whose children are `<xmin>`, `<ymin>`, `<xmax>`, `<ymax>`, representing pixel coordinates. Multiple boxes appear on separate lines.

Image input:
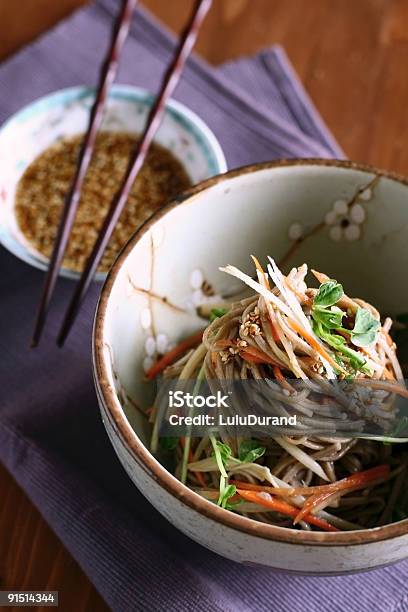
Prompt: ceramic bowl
<box><xmin>0</xmin><ymin>84</ymin><xmax>226</xmax><ymax>280</ymax></box>
<box><xmin>93</xmin><ymin>159</ymin><xmax>408</xmax><ymax>574</ymax></box>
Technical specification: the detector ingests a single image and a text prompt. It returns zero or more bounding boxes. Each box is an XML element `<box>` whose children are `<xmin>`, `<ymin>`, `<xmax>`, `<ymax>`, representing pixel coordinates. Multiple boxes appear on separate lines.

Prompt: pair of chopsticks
<box><xmin>32</xmin><ymin>0</ymin><xmax>212</xmax><ymax>348</ymax></box>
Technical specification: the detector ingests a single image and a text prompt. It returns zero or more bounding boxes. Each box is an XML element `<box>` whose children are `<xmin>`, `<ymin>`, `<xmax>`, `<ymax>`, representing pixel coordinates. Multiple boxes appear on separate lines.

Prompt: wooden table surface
<box><xmin>1</xmin><ymin>1</ymin><xmax>408</xmax><ymax>610</ymax></box>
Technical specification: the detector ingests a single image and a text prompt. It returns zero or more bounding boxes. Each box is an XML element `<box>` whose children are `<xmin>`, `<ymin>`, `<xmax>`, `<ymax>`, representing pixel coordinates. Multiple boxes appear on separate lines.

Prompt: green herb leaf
<box><xmin>218</xmin><ymin>484</ymin><xmax>237</xmax><ymax>508</ymax></box>
<box><xmin>312</xmin><ymin>305</ymin><xmax>345</xmax><ymax>329</ymax></box>
<box><xmin>210</xmin><ymin>307</ymin><xmax>228</xmax><ymax>322</ymax></box>
<box><xmin>313</xmin><ymin>320</ymin><xmax>370</xmax><ymax>373</ymax></box>
<box><xmin>350</xmin><ymin>308</ymin><xmax>380</xmax><ymax>347</ymax></box>
<box><xmin>314</xmin><ymin>281</ymin><xmax>343</xmax><ymax>307</ymax></box>
<box><xmin>225</xmin><ymin>499</ymin><xmax>243</xmax><ymax>511</ymax></box>
<box><xmin>159</xmin><ymin>437</ymin><xmax>179</xmax><ymax>452</ymax></box>
<box><xmin>238</xmin><ymin>440</ymin><xmax>266</xmax><ymax>463</ymax></box>
<box><xmin>212</xmin><ymin>441</ymin><xmax>232</xmax><ymax>465</ymax></box>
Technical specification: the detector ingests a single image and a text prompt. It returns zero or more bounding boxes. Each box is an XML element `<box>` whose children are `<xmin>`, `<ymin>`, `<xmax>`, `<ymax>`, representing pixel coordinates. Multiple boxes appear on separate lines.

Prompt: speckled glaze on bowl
<box><xmin>93</xmin><ymin>159</ymin><xmax>408</xmax><ymax>574</ymax></box>
<box><xmin>0</xmin><ymin>85</ymin><xmax>226</xmax><ymax>280</ymax></box>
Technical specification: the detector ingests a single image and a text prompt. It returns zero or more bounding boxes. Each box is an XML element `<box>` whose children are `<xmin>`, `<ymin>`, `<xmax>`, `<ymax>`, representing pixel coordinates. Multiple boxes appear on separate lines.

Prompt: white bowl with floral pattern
<box><xmin>0</xmin><ymin>85</ymin><xmax>227</xmax><ymax>280</ymax></box>
<box><xmin>93</xmin><ymin>160</ymin><xmax>408</xmax><ymax>574</ymax></box>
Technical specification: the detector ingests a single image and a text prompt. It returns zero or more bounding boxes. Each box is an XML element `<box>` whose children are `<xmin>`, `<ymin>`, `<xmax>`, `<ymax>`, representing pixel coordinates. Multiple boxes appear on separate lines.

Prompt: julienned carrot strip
<box><xmin>180</xmin><ymin>438</ymin><xmax>206</xmax><ymax>487</ymax></box>
<box><xmin>284</xmin><ymin>277</ymin><xmax>312</xmax><ymax>306</ymax></box>
<box><xmin>293</xmin><ymin>464</ymin><xmax>390</xmax><ymax>524</ymax></box>
<box><xmin>230</xmin><ymin>465</ymin><xmax>390</xmax><ymax>498</ymax></box>
<box><xmin>236</xmin><ymin>489</ymin><xmax>339</xmax><ymax>532</ymax></box>
<box><xmin>229</xmin><ymin>480</ymin><xmax>279</xmax><ymax>493</ymax></box>
<box><xmin>241</xmin><ymin>352</ymin><xmax>293</xmax><ymax>392</ymax></box>
<box><xmin>272</xmin><ymin>366</ymin><xmax>284</xmax><ymax>381</ymax></box>
<box><xmin>251</xmin><ymin>255</ymin><xmax>270</xmax><ymax>289</ymax></box>
<box><xmin>268</xmin><ymin>318</ymin><xmax>281</xmax><ymax>343</ymax></box>
<box><xmin>214</xmin><ymin>342</ymin><xmax>281</xmax><ymax>368</ymax></box>
<box><xmin>294</xmin><ymin>491</ymin><xmax>337</xmax><ymax>524</ymax></box>
<box><xmin>193</xmin><ymin>463</ymin><xmax>206</xmax><ymax>488</ymax></box>
<box><xmin>239</xmin><ymin>351</ymin><xmax>265</xmax><ymax>365</ymax></box>
<box><xmin>240</xmin><ymin>345</ymin><xmax>278</xmax><ymax>365</ymax></box>
<box><xmin>193</xmin><ymin>466</ymin><xmax>207</xmax><ymax>487</ymax></box>
<box><xmin>251</xmin><ymin>256</ymin><xmax>281</xmax><ymax>342</ymax></box>
<box><xmin>272</xmin><ymin>365</ymin><xmax>294</xmax><ymax>393</ymax></box>
<box><xmin>145</xmin><ymin>330</ymin><xmax>204</xmax><ymax>380</ymax></box>
<box><xmin>383</xmin><ymin>368</ymin><xmax>396</xmax><ymax>381</ymax></box>
<box><xmin>286</xmin><ymin>318</ymin><xmax>347</xmax><ymax>374</ymax></box>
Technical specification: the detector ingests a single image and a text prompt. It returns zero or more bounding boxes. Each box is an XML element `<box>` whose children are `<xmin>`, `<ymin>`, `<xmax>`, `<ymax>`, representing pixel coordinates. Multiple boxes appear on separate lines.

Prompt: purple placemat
<box><xmin>1</xmin><ymin>2</ymin><xmax>407</xmax><ymax>611</ymax></box>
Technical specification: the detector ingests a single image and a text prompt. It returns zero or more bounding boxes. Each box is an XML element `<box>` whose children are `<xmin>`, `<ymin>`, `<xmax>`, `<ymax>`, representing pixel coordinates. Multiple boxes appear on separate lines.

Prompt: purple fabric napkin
<box><xmin>1</xmin><ymin>2</ymin><xmax>407</xmax><ymax>611</ymax></box>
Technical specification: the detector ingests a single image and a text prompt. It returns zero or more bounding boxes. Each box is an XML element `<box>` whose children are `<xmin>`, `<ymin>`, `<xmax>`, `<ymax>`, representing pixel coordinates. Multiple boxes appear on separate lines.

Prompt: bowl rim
<box><xmin>93</xmin><ymin>157</ymin><xmax>408</xmax><ymax>547</ymax></box>
<box><xmin>0</xmin><ymin>83</ymin><xmax>227</xmax><ymax>281</ymax></box>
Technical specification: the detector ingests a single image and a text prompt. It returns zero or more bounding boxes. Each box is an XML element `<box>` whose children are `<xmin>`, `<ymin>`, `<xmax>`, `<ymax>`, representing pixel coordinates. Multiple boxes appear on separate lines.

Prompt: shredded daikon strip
<box><xmin>274</xmin><ymin>312</ymin><xmax>307</xmax><ymax>379</ymax></box>
<box><xmin>267</xmin><ymin>257</ymin><xmax>312</xmax><ymax>332</ymax></box>
<box><xmin>275</xmin><ymin>436</ymin><xmax>329</xmax><ymax>481</ymax></box>
<box><xmin>220</xmin><ymin>265</ymin><xmax>294</xmax><ymax>319</ymax></box>
<box><xmin>228</xmin><ymin>462</ymin><xmax>275</xmax><ymax>483</ymax></box>
<box><xmin>221</xmin><ymin>263</ymin><xmax>336</xmax><ymax>378</ymax></box>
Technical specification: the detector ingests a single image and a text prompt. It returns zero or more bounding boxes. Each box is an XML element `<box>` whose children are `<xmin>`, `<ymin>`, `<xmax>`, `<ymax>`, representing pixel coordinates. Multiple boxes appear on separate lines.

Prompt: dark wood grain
<box><xmin>1</xmin><ymin>0</ymin><xmax>408</xmax><ymax>610</ymax></box>
<box><xmin>0</xmin><ymin>463</ymin><xmax>107</xmax><ymax>612</ymax></box>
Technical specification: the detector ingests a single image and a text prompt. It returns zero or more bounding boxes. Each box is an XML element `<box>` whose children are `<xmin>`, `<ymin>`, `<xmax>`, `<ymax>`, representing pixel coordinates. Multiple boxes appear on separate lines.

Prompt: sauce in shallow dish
<box><xmin>15</xmin><ymin>132</ymin><xmax>191</xmax><ymax>272</ymax></box>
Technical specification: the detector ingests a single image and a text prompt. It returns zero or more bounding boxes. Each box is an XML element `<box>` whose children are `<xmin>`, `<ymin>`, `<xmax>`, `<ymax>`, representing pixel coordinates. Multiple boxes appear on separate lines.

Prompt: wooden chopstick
<box><xmin>57</xmin><ymin>0</ymin><xmax>212</xmax><ymax>347</ymax></box>
<box><xmin>31</xmin><ymin>0</ymin><xmax>138</xmax><ymax>348</ymax></box>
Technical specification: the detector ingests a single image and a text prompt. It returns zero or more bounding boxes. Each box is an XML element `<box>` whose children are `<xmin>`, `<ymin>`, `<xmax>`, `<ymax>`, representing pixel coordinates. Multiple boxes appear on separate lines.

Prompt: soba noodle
<box><xmin>147</xmin><ymin>257</ymin><xmax>408</xmax><ymax>531</ymax></box>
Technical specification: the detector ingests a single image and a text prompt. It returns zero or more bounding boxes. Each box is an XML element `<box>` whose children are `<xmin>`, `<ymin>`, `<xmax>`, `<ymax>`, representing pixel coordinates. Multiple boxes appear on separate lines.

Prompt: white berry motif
<box><xmin>325</xmin><ymin>197</ymin><xmax>366</xmax><ymax>242</ymax></box>
<box><xmin>288</xmin><ymin>222</ymin><xmax>303</xmax><ymax>241</ymax></box>
<box><xmin>143</xmin><ymin>332</ymin><xmax>169</xmax><ymax>372</ymax></box>
<box><xmin>189</xmin><ymin>268</ymin><xmax>222</xmax><ymax>307</ymax></box>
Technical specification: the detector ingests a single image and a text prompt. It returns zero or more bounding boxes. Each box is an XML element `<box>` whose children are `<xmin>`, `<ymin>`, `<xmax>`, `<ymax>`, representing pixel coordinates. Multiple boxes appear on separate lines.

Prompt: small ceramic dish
<box><xmin>93</xmin><ymin>159</ymin><xmax>408</xmax><ymax>574</ymax></box>
<box><xmin>0</xmin><ymin>84</ymin><xmax>226</xmax><ymax>280</ymax></box>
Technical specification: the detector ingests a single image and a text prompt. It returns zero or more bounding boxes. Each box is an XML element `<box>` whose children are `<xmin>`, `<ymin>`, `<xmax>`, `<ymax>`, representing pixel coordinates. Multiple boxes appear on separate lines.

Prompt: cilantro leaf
<box><xmin>314</xmin><ymin>281</ymin><xmax>343</xmax><ymax>307</ymax></box>
<box><xmin>210</xmin><ymin>307</ymin><xmax>228</xmax><ymax>322</ymax></box>
<box><xmin>238</xmin><ymin>440</ymin><xmax>266</xmax><ymax>463</ymax></box>
<box><xmin>350</xmin><ymin>308</ymin><xmax>380</xmax><ymax>347</ymax></box>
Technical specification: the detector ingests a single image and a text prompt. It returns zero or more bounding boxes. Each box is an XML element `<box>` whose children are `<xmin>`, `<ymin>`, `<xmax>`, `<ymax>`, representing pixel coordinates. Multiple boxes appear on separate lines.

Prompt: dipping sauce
<box><xmin>15</xmin><ymin>132</ymin><xmax>191</xmax><ymax>272</ymax></box>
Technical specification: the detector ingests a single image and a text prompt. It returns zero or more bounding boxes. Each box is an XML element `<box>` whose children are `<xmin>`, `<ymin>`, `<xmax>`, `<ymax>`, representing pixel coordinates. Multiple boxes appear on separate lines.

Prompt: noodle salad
<box><xmin>146</xmin><ymin>257</ymin><xmax>408</xmax><ymax>532</ymax></box>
